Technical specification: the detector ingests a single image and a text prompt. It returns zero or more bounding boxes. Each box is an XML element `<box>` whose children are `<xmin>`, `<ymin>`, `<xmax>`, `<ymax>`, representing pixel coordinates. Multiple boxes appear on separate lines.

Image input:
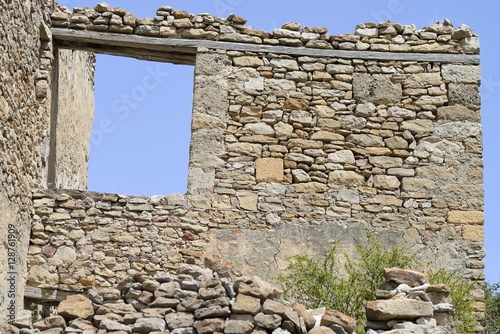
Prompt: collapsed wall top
<box><xmin>50</xmin><ymin>2</ymin><xmax>479</xmax><ymax>55</ymax></box>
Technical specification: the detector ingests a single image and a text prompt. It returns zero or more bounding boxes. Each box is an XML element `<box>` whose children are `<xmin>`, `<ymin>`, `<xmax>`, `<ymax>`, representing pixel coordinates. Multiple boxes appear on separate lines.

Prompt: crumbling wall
<box><xmin>51</xmin><ymin>49</ymin><xmax>95</xmax><ymax>190</ymax></box>
<box><xmin>26</xmin><ymin>2</ymin><xmax>483</xmax><ymax>331</ymax></box>
<box><xmin>0</xmin><ymin>0</ymin><xmax>53</xmax><ymax>322</ymax></box>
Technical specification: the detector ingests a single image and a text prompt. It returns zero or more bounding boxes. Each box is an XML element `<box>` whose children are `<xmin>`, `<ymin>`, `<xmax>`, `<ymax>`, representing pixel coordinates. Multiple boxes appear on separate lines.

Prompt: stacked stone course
<box><xmin>49</xmin><ymin>3</ymin><xmax>479</xmax><ymax>55</ymax></box>
<box><xmin>5</xmin><ymin>266</ymin><xmax>457</xmax><ymax>334</ymax></box>
<box><xmin>365</xmin><ymin>268</ymin><xmax>456</xmax><ymax>333</ymax></box>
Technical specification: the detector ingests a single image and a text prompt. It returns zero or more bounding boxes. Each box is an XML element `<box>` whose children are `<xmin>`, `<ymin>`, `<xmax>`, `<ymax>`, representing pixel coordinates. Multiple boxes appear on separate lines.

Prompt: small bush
<box><xmin>278</xmin><ymin>231</ymin><xmax>417</xmax><ymax>333</ymax></box>
<box><xmin>484</xmin><ymin>281</ymin><xmax>500</xmax><ymax>333</ymax></box>
<box><xmin>428</xmin><ymin>270</ymin><xmax>477</xmax><ymax>334</ymax></box>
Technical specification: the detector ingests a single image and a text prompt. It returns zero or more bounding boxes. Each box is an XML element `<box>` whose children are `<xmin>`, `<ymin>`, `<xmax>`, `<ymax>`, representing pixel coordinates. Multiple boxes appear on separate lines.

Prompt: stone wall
<box><xmin>0</xmin><ymin>0</ymin><xmax>54</xmax><ymax>321</ymax></box>
<box><xmin>10</xmin><ymin>267</ymin><xmax>456</xmax><ymax>334</ymax></box>
<box><xmin>0</xmin><ymin>0</ymin><xmax>95</xmax><ymax>321</ymax></box>
<box><xmin>51</xmin><ymin>49</ymin><xmax>95</xmax><ymax>190</ymax></box>
<box><xmin>49</xmin><ymin>3</ymin><xmax>479</xmax><ymax>55</ymax></box>
<box><xmin>0</xmin><ymin>0</ymin><xmax>483</xmax><ymax>329</ymax></box>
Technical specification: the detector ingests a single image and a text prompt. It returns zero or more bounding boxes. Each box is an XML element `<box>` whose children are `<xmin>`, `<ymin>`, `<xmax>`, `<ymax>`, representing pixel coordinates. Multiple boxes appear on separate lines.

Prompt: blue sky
<box><xmin>60</xmin><ymin>1</ymin><xmax>499</xmax><ymax>282</ymax></box>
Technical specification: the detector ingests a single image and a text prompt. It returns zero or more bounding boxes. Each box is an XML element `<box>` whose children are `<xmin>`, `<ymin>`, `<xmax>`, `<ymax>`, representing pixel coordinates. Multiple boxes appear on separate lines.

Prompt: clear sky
<box><xmin>59</xmin><ymin>0</ymin><xmax>499</xmax><ymax>282</ymax></box>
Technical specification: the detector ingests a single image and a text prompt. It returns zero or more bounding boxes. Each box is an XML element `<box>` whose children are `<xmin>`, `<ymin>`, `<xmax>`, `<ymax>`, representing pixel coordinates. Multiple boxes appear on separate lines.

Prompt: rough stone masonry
<box><xmin>0</xmin><ymin>0</ymin><xmax>484</xmax><ymax>330</ymax></box>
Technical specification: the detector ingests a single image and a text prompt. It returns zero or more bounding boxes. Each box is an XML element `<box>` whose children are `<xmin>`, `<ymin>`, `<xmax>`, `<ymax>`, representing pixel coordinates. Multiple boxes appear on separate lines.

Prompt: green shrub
<box><xmin>484</xmin><ymin>281</ymin><xmax>500</xmax><ymax>333</ymax></box>
<box><xmin>278</xmin><ymin>231</ymin><xmax>417</xmax><ymax>333</ymax></box>
<box><xmin>427</xmin><ymin>270</ymin><xmax>477</xmax><ymax>334</ymax></box>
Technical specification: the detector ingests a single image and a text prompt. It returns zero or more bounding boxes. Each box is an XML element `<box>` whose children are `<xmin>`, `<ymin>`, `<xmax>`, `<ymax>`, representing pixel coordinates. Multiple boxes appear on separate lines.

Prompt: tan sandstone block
<box><xmin>256</xmin><ymin>158</ymin><xmax>283</xmax><ymax>183</ymax></box>
<box><xmin>237</xmin><ymin>192</ymin><xmax>258</xmax><ymax>211</ymax></box>
<box><xmin>447</xmin><ymin>211</ymin><xmax>484</xmax><ymax>225</ymax></box>
<box><xmin>462</xmin><ymin>225</ymin><xmax>484</xmax><ymax>242</ymax></box>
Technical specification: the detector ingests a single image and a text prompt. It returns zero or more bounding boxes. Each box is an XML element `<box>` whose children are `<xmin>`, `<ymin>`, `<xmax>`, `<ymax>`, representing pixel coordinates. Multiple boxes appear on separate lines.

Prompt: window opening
<box><xmin>87</xmin><ymin>54</ymin><xmax>193</xmax><ymax>196</ymax></box>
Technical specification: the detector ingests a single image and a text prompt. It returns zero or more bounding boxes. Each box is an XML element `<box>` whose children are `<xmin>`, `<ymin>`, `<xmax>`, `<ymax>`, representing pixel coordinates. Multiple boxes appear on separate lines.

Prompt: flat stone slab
<box><xmin>365</xmin><ymin>299</ymin><xmax>434</xmax><ymax>321</ymax></box>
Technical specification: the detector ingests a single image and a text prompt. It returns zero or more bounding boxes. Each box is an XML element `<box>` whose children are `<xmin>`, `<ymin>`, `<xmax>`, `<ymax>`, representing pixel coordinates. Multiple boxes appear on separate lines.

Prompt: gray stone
<box><xmin>387</xmin><ymin>106</ymin><xmax>416</xmax><ymax>119</ymax></box>
<box><xmin>33</xmin><ymin>315</ymin><xmax>66</xmax><ymax>331</ymax></box>
<box><xmin>133</xmin><ymin>317</ymin><xmax>166</xmax><ymax>333</ymax></box>
<box><xmin>254</xmin><ymin>313</ymin><xmax>282</xmax><ymax>330</ymax></box>
<box><xmin>194</xmin><ymin>306</ymin><xmax>231</xmax><ymax>319</ymax></box>
<box><xmin>436</xmin><ymin>106</ymin><xmax>480</xmax><ymax>122</ymax></box>
<box><xmin>434</xmin><ymin>122</ymin><xmax>482</xmax><ymax>141</ymax></box>
<box><xmin>373</xmin><ymin>175</ymin><xmax>401</xmax><ymax>190</ymax></box>
<box><xmin>219</xmin><ymin>33</ymin><xmax>262</xmax><ymax>43</ymax></box>
<box><xmin>369</xmin><ymin>156</ymin><xmax>403</xmax><ymax>169</ymax></box>
<box><xmin>448</xmin><ymin>83</ymin><xmax>480</xmax><ymax>110</ymax></box>
<box><xmin>236</xmin><ymin>276</ymin><xmax>282</xmax><ymax>300</ymax></box>
<box><xmin>171</xmin><ymin>328</ymin><xmax>196</xmax><ymax>334</ymax></box>
<box><xmin>289</xmin><ymin>110</ymin><xmax>314</xmax><ymax>126</ymax></box>
<box><xmin>416</xmin><ymin>138</ymin><xmax>461</xmax><ymax>157</ymax></box>
<box><xmin>224</xmin><ymin>320</ymin><xmax>254</xmax><ymax>334</ymax></box>
<box><xmin>99</xmin><ymin>318</ymin><xmax>132</xmax><ymax>333</ymax></box>
<box><xmin>346</xmin><ymin>134</ymin><xmax>384</xmax><ymax>147</ymax></box>
<box><xmin>355</xmin><ymin>103</ymin><xmax>376</xmax><ymax>117</ymax></box>
<box><xmin>243</xmin><ymin>123</ymin><xmax>275</xmax><ymax>136</ymax></box>
<box><xmin>339</xmin><ymin>115</ymin><xmax>367</xmax><ymax>129</ymax></box>
<box><xmin>292</xmin><ymin>169</ymin><xmax>311</xmax><ymax>183</ymax></box>
<box><xmin>401</xmin><ymin>120</ymin><xmax>434</xmax><ymax>134</ymax></box>
<box><xmin>328</xmin><ymin>150</ymin><xmax>355</xmax><ymax>164</ymax></box>
<box><xmin>270</xmin><ymin>59</ymin><xmax>299</xmax><ymax>71</ymax></box>
<box><xmin>356</xmin><ymin>28</ymin><xmax>379</xmax><ymax>37</ymax></box>
<box><xmin>353</xmin><ymin>73</ymin><xmax>402</xmax><ymax>104</ymax></box>
<box><xmin>442</xmin><ymin>64</ymin><xmax>481</xmax><ymax>84</ymax></box>
<box><xmin>365</xmin><ymin>300</ymin><xmax>434</xmax><ymax>321</ymax></box>
<box><xmin>460</xmin><ymin>36</ymin><xmax>480</xmax><ymax>53</ymax></box>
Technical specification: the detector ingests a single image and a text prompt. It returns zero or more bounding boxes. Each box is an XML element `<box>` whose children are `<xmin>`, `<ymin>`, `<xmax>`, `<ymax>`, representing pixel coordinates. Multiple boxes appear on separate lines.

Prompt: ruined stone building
<box><xmin>0</xmin><ymin>0</ymin><xmax>483</xmax><ymax>328</ymax></box>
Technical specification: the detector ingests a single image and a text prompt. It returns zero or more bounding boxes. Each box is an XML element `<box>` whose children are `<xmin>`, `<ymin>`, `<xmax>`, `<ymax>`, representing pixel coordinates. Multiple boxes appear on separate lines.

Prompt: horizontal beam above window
<box><xmin>51</xmin><ymin>28</ymin><xmax>480</xmax><ymax>65</ymax></box>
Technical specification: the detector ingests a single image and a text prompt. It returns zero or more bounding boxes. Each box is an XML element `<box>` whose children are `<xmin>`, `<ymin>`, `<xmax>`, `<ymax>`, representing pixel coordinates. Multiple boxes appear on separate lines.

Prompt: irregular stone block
<box><xmin>256</xmin><ymin>158</ymin><xmax>284</xmax><ymax>183</ymax></box>
<box><xmin>373</xmin><ymin>175</ymin><xmax>400</xmax><ymax>190</ymax></box>
<box><xmin>436</xmin><ymin>106</ymin><xmax>481</xmax><ymax>122</ymax></box>
<box><xmin>291</xmin><ymin>302</ymin><xmax>316</xmax><ymax>330</ymax></box>
<box><xmin>165</xmin><ymin>312</ymin><xmax>195</xmax><ymax>330</ymax></box>
<box><xmin>369</xmin><ymin>156</ymin><xmax>403</xmax><ymax>169</ymax></box>
<box><xmin>224</xmin><ymin>320</ymin><xmax>254</xmax><ymax>334</ymax></box>
<box><xmin>365</xmin><ymin>299</ymin><xmax>433</xmax><ymax>321</ymax></box>
<box><xmin>448</xmin><ymin>83</ymin><xmax>480</xmax><ymax>110</ymax></box>
<box><xmin>232</xmin><ymin>294</ymin><xmax>261</xmax><ymax>315</ymax></box>
<box><xmin>193</xmin><ymin>318</ymin><xmax>225</xmax><ymax>334</ymax></box>
<box><xmin>383</xmin><ymin>268</ymin><xmax>429</xmax><ymax>287</ymax></box>
<box><xmin>254</xmin><ymin>312</ymin><xmax>282</xmax><ymax>330</ymax></box>
<box><xmin>99</xmin><ymin>318</ymin><xmax>132</xmax><ymax>333</ymax></box>
<box><xmin>308</xmin><ymin>327</ymin><xmax>336</xmax><ymax>334</ymax></box>
<box><xmin>328</xmin><ymin>171</ymin><xmax>365</xmax><ymax>187</ymax></box>
<box><xmin>401</xmin><ymin>120</ymin><xmax>434</xmax><ymax>134</ymax></box>
<box><xmin>233</xmin><ymin>56</ymin><xmax>264</xmax><ymax>67</ymax></box>
<box><xmin>346</xmin><ymin>134</ymin><xmax>384</xmax><ymax>147</ymax></box>
<box><xmin>401</xmin><ymin>178</ymin><xmax>438</xmax><ymax>192</ymax></box>
<box><xmin>194</xmin><ymin>305</ymin><xmax>231</xmax><ymax>319</ymax></box>
<box><xmin>33</xmin><ymin>315</ymin><xmax>66</xmax><ymax>331</ymax></box>
<box><xmin>462</xmin><ymin>225</ymin><xmax>484</xmax><ymax>242</ymax></box>
<box><xmin>133</xmin><ymin>318</ymin><xmax>166</xmax><ymax>334</ymax></box>
<box><xmin>353</xmin><ymin>73</ymin><xmax>402</xmax><ymax>104</ymax></box>
<box><xmin>442</xmin><ymin>64</ymin><xmax>481</xmax><ymax>84</ymax></box>
<box><xmin>320</xmin><ymin>310</ymin><xmax>356</xmax><ymax>334</ymax></box>
<box><xmin>447</xmin><ymin>211</ymin><xmax>484</xmax><ymax>225</ymax></box>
